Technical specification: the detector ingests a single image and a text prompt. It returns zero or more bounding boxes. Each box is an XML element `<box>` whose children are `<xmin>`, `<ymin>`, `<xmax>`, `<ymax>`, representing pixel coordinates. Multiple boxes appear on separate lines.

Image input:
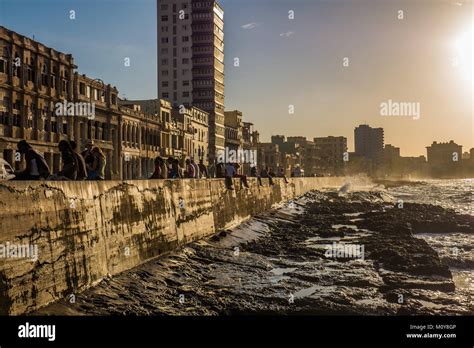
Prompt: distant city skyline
<box><xmin>1</xmin><ymin>0</ymin><xmax>472</xmax><ymax>156</ymax></box>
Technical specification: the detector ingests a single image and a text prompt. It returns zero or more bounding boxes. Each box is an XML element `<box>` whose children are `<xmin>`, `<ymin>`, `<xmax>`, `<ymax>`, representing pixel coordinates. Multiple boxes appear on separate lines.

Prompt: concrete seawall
<box><xmin>0</xmin><ymin>177</ymin><xmax>350</xmax><ymax>315</ymax></box>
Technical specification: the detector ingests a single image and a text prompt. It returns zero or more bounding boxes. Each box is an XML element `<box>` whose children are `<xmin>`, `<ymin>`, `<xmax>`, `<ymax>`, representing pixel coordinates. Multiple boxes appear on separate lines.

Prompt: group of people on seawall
<box><xmin>8</xmin><ymin>140</ymin><xmax>289</xmax><ymax>189</ymax></box>
<box><xmin>149</xmin><ymin>155</ymin><xmax>289</xmax><ymax>190</ymax></box>
<box><xmin>11</xmin><ymin>140</ymin><xmax>105</xmax><ymax>181</ymax></box>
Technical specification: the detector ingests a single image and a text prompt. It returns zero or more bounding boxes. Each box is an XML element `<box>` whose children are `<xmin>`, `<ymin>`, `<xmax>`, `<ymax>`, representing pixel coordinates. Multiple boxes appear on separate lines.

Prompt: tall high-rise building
<box><xmin>157</xmin><ymin>0</ymin><xmax>225</xmax><ymax>162</ymax></box>
<box><xmin>354</xmin><ymin>124</ymin><xmax>384</xmax><ymax>164</ymax></box>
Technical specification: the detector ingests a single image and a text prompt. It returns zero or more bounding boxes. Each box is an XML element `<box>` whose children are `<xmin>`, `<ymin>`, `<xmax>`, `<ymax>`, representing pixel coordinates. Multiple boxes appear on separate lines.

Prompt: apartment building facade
<box><xmin>314</xmin><ymin>136</ymin><xmax>347</xmax><ymax>176</ymax></box>
<box><xmin>354</xmin><ymin>124</ymin><xmax>384</xmax><ymax>165</ymax></box>
<box><xmin>157</xmin><ymin>0</ymin><xmax>225</xmax><ymax>163</ymax></box>
<box><xmin>224</xmin><ymin>110</ymin><xmax>242</xmax><ymax>152</ymax></box>
<box><xmin>172</xmin><ymin>105</ymin><xmax>209</xmax><ymax>163</ymax></box>
<box><xmin>0</xmin><ymin>26</ymin><xmax>124</xmax><ymax>178</ymax></box>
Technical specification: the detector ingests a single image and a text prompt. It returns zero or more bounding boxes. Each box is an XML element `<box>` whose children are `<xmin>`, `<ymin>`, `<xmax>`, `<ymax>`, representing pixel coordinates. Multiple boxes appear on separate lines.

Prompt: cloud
<box><xmin>280</xmin><ymin>31</ymin><xmax>295</xmax><ymax>38</ymax></box>
<box><xmin>241</xmin><ymin>22</ymin><xmax>259</xmax><ymax>30</ymax></box>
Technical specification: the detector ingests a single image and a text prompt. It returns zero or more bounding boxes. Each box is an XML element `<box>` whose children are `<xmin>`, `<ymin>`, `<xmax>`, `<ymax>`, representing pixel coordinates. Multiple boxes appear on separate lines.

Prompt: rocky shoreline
<box><xmin>34</xmin><ymin>190</ymin><xmax>473</xmax><ymax>316</ymax></box>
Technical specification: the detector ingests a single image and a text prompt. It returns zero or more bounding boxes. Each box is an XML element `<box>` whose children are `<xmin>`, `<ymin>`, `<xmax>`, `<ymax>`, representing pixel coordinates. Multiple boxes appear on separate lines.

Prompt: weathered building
<box><xmin>173</xmin><ymin>105</ymin><xmax>209</xmax><ymax>164</ymax></box>
<box><xmin>0</xmin><ymin>26</ymin><xmax>122</xmax><ymax>178</ymax></box>
<box><xmin>314</xmin><ymin>136</ymin><xmax>347</xmax><ymax>176</ymax></box>
<box><xmin>354</xmin><ymin>124</ymin><xmax>384</xmax><ymax>165</ymax></box>
<box><xmin>224</xmin><ymin>110</ymin><xmax>243</xmax><ymax>153</ymax></box>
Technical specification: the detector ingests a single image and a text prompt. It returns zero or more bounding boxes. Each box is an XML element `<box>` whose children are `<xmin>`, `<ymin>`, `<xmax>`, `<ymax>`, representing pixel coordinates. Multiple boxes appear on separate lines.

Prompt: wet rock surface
<box><xmin>34</xmin><ymin>190</ymin><xmax>473</xmax><ymax>316</ymax></box>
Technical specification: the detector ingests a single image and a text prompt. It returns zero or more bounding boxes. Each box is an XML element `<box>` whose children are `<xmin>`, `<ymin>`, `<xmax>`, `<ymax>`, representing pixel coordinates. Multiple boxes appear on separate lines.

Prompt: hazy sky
<box><xmin>1</xmin><ymin>0</ymin><xmax>472</xmax><ymax>156</ymax></box>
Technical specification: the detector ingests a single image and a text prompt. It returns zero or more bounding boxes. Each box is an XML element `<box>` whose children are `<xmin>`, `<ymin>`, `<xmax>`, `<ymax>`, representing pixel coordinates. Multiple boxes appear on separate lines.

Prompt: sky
<box><xmin>0</xmin><ymin>0</ymin><xmax>472</xmax><ymax>156</ymax></box>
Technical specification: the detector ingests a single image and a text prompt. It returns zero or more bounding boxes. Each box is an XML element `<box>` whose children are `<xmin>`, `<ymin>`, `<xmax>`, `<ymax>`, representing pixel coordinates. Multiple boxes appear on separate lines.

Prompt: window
<box><xmin>182</xmin><ymin>47</ymin><xmax>189</xmax><ymax>53</ymax></box>
<box><xmin>79</xmin><ymin>82</ymin><xmax>86</xmax><ymax>95</ymax></box>
<box><xmin>162</xmin><ymin>59</ymin><xmax>168</xmax><ymax>65</ymax></box>
<box><xmin>182</xmin><ymin>36</ymin><xmax>189</xmax><ymax>42</ymax></box>
<box><xmin>182</xmin><ymin>69</ymin><xmax>189</xmax><ymax>75</ymax></box>
<box><xmin>27</xmin><ymin>60</ymin><xmax>35</xmax><ymax>82</ymax></box>
<box><xmin>161</xmin><ymin>48</ymin><xmax>168</xmax><ymax>54</ymax></box>
<box><xmin>41</xmin><ymin>64</ymin><xmax>48</xmax><ymax>86</ymax></box>
<box><xmin>161</xmin><ymin>26</ymin><xmax>168</xmax><ymax>32</ymax></box>
<box><xmin>0</xmin><ymin>58</ymin><xmax>6</xmax><ymax>73</ymax></box>
<box><xmin>160</xmin><ymin>4</ymin><xmax>168</xmax><ymax>10</ymax></box>
<box><xmin>161</xmin><ymin>15</ymin><xmax>168</xmax><ymax>21</ymax></box>
<box><xmin>183</xmin><ymin>80</ymin><xmax>189</xmax><ymax>86</ymax></box>
<box><xmin>161</xmin><ymin>37</ymin><xmax>169</xmax><ymax>44</ymax></box>
<box><xmin>162</xmin><ymin>81</ymin><xmax>169</xmax><ymax>87</ymax></box>
<box><xmin>112</xmin><ymin>94</ymin><xmax>117</xmax><ymax>105</ymax></box>
<box><xmin>162</xmin><ymin>92</ymin><xmax>169</xmax><ymax>98</ymax></box>
<box><xmin>182</xmin><ymin>58</ymin><xmax>189</xmax><ymax>64</ymax></box>
<box><xmin>162</xmin><ymin>70</ymin><xmax>169</xmax><ymax>76</ymax></box>
<box><xmin>183</xmin><ymin>91</ymin><xmax>190</xmax><ymax>97</ymax></box>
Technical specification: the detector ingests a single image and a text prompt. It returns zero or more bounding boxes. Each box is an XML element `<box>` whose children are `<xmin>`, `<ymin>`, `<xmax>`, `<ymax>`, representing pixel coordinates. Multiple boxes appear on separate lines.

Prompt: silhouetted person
<box><xmin>87</xmin><ymin>146</ymin><xmax>106</xmax><ymax>180</ymax></box>
<box><xmin>185</xmin><ymin>159</ymin><xmax>195</xmax><ymax>178</ymax></box>
<box><xmin>250</xmin><ymin>165</ymin><xmax>257</xmax><ymax>177</ymax></box>
<box><xmin>150</xmin><ymin>156</ymin><xmax>166</xmax><ymax>179</ymax></box>
<box><xmin>169</xmin><ymin>158</ymin><xmax>182</xmax><ymax>179</ymax></box>
<box><xmin>260</xmin><ymin>166</ymin><xmax>274</xmax><ymax>186</ymax></box>
<box><xmin>198</xmin><ymin>159</ymin><xmax>208</xmax><ymax>178</ymax></box>
<box><xmin>225</xmin><ymin>162</ymin><xmax>235</xmax><ymax>189</ymax></box>
<box><xmin>215</xmin><ymin>161</ymin><xmax>225</xmax><ymax>178</ymax></box>
<box><xmin>277</xmin><ymin>167</ymin><xmax>289</xmax><ymax>184</ymax></box>
<box><xmin>233</xmin><ymin>163</ymin><xmax>249</xmax><ymax>188</ymax></box>
<box><xmin>58</xmin><ymin>140</ymin><xmax>78</xmax><ymax>180</ymax></box>
<box><xmin>13</xmin><ymin>140</ymin><xmax>50</xmax><ymax>180</ymax></box>
<box><xmin>82</xmin><ymin>141</ymin><xmax>94</xmax><ymax>176</ymax></box>
<box><xmin>191</xmin><ymin>158</ymin><xmax>200</xmax><ymax>178</ymax></box>
<box><xmin>70</xmin><ymin>141</ymin><xmax>87</xmax><ymax>180</ymax></box>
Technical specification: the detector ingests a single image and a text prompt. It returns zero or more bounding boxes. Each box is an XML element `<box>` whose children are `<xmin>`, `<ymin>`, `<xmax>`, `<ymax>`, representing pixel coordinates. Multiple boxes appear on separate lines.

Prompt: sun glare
<box><xmin>452</xmin><ymin>24</ymin><xmax>473</xmax><ymax>82</ymax></box>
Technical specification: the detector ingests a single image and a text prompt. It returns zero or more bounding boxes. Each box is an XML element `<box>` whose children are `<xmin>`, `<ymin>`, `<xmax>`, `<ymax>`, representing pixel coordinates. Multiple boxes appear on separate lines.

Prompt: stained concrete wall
<box><xmin>0</xmin><ymin>177</ymin><xmax>349</xmax><ymax>315</ymax></box>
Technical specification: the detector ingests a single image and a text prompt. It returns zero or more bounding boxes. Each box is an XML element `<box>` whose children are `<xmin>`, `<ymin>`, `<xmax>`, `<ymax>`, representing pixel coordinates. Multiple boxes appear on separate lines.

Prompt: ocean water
<box><xmin>385</xmin><ymin>179</ymin><xmax>473</xmax><ymax>293</ymax></box>
<box><xmin>386</xmin><ymin>179</ymin><xmax>473</xmax><ymax>215</ymax></box>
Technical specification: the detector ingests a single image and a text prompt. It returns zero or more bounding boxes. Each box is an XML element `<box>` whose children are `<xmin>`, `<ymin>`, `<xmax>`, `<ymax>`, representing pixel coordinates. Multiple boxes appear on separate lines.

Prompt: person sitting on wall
<box><xmin>81</xmin><ymin>141</ymin><xmax>94</xmax><ymax>176</ymax></box>
<box><xmin>233</xmin><ymin>163</ymin><xmax>249</xmax><ymax>188</ymax></box>
<box><xmin>185</xmin><ymin>158</ymin><xmax>195</xmax><ymax>178</ymax></box>
<box><xmin>169</xmin><ymin>158</ymin><xmax>183</xmax><ymax>179</ymax></box>
<box><xmin>56</xmin><ymin>140</ymin><xmax>78</xmax><ymax>180</ymax></box>
<box><xmin>191</xmin><ymin>158</ymin><xmax>200</xmax><ymax>178</ymax></box>
<box><xmin>12</xmin><ymin>140</ymin><xmax>50</xmax><ymax>180</ymax></box>
<box><xmin>250</xmin><ymin>165</ymin><xmax>262</xmax><ymax>186</ymax></box>
<box><xmin>198</xmin><ymin>159</ymin><xmax>208</xmax><ymax>178</ymax></box>
<box><xmin>277</xmin><ymin>167</ymin><xmax>289</xmax><ymax>184</ymax></box>
<box><xmin>260</xmin><ymin>166</ymin><xmax>274</xmax><ymax>186</ymax></box>
<box><xmin>224</xmin><ymin>162</ymin><xmax>235</xmax><ymax>190</ymax></box>
<box><xmin>150</xmin><ymin>156</ymin><xmax>166</xmax><ymax>179</ymax></box>
<box><xmin>87</xmin><ymin>146</ymin><xmax>106</xmax><ymax>180</ymax></box>
<box><xmin>167</xmin><ymin>157</ymin><xmax>175</xmax><ymax>178</ymax></box>
<box><xmin>70</xmin><ymin>141</ymin><xmax>87</xmax><ymax>180</ymax></box>
<box><xmin>215</xmin><ymin>161</ymin><xmax>225</xmax><ymax>178</ymax></box>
